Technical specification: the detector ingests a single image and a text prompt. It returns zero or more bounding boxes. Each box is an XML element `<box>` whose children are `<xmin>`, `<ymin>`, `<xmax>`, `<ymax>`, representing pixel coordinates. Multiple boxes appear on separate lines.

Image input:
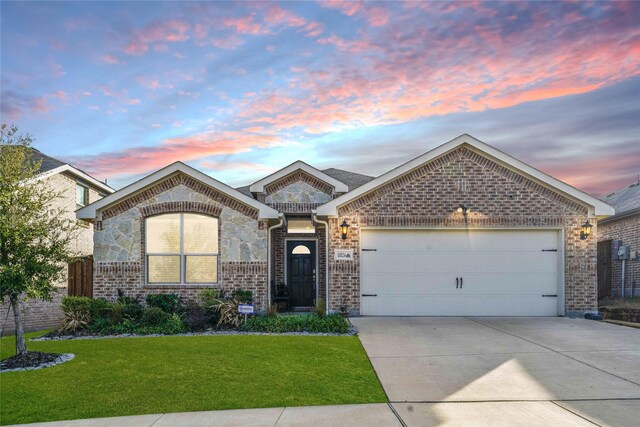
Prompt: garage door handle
<box><xmin>542</xmin><ymin>294</ymin><xmax>557</xmax><ymax>297</ymax></box>
<box><xmin>460</xmin><ymin>277</ymin><xmax>463</xmax><ymax>288</ymax></box>
<box><xmin>362</xmin><ymin>294</ymin><xmax>377</xmax><ymax>297</ymax></box>
<box><xmin>456</xmin><ymin>277</ymin><xmax>459</xmax><ymax>288</ymax></box>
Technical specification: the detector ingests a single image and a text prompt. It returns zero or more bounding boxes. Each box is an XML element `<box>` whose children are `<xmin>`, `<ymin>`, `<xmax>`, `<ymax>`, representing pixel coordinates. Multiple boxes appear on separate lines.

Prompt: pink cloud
<box><xmin>101</xmin><ymin>54</ymin><xmax>120</xmax><ymax>64</ymax></box>
<box><xmin>73</xmin><ymin>131</ymin><xmax>292</xmax><ymax>177</ymax></box>
<box><xmin>366</xmin><ymin>7</ymin><xmax>390</xmax><ymax>26</ymax></box>
<box><xmin>210</xmin><ymin>35</ymin><xmax>245</xmax><ymax>50</ymax></box>
<box><xmin>264</xmin><ymin>5</ymin><xmax>306</xmax><ymax>27</ymax></box>
<box><xmin>136</xmin><ymin>76</ymin><xmax>174</xmax><ymax>90</ymax></box>
<box><xmin>321</xmin><ymin>0</ymin><xmax>364</xmax><ymax>16</ymax></box>
<box><xmin>223</xmin><ymin>15</ymin><xmax>266</xmax><ymax>35</ymax></box>
<box><xmin>124</xmin><ymin>19</ymin><xmax>190</xmax><ymax>55</ymax></box>
<box><xmin>304</xmin><ymin>22</ymin><xmax>324</xmax><ymax>37</ymax></box>
<box><xmin>200</xmin><ymin>161</ymin><xmax>276</xmax><ymax>174</ymax></box>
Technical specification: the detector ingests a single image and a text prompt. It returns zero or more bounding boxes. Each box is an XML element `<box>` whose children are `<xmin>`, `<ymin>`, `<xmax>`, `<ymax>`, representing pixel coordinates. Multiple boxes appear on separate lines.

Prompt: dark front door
<box><xmin>287</xmin><ymin>241</ymin><xmax>316</xmax><ymax>307</ymax></box>
<box><xmin>597</xmin><ymin>240</ymin><xmax>612</xmax><ymax>300</ymax></box>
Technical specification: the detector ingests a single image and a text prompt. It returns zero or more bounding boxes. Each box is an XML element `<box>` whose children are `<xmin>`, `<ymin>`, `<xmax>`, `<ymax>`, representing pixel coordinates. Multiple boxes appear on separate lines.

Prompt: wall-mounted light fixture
<box><xmin>457</xmin><ymin>204</ymin><xmax>470</xmax><ymax>215</ymax></box>
<box><xmin>340</xmin><ymin>220</ymin><xmax>350</xmax><ymax>240</ymax></box>
<box><xmin>580</xmin><ymin>220</ymin><xmax>592</xmax><ymax>240</ymax></box>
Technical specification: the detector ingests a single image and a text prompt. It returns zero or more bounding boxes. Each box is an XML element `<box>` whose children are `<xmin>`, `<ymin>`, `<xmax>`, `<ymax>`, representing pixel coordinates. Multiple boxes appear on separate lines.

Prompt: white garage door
<box><xmin>360</xmin><ymin>229</ymin><xmax>562</xmax><ymax>316</ymax></box>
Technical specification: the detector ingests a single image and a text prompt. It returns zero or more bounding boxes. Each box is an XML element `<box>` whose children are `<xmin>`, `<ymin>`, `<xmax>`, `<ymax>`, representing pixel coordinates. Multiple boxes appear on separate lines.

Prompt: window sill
<box><xmin>144</xmin><ymin>284</ymin><xmax>219</xmax><ymax>290</ymax></box>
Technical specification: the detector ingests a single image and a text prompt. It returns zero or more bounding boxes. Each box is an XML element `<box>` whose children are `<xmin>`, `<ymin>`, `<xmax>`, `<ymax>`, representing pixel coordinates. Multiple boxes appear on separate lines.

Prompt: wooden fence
<box><xmin>68</xmin><ymin>256</ymin><xmax>93</xmax><ymax>298</ymax></box>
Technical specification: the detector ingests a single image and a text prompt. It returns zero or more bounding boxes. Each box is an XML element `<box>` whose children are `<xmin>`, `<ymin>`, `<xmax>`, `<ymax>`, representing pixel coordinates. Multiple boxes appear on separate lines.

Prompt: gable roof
<box><xmin>322</xmin><ymin>168</ymin><xmax>375</xmax><ymax>190</ymax></box>
<box><xmin>26</xmin><ymin>148</ymin><xmax>114</xmax><ymax>194</ymax></box>
<box><xmin>76</xmin><ymin>162</ymin><xmax>280</xmax><ymax>221</ymax></box>
<box><xmin>249</xmin><ymin>161</ymin><xmax>349</xmax><ymax>193</ymax></box>
<box><xmin>600</xmin><ymin>180</ymin><xmax>640</xmax><ymax>221</ymax></box>
<box><xmin>316</xmin><ymin>134</ymin><xmax>615</xmax><ymax>218</ymax></box>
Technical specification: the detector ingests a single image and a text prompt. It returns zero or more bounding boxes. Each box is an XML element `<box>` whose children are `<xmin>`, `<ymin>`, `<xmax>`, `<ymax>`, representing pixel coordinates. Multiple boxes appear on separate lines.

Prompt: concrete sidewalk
<box><xmin>6</xmin><ymin>400</ymin><xmax>622</xmax><ymax>426</ymax></box>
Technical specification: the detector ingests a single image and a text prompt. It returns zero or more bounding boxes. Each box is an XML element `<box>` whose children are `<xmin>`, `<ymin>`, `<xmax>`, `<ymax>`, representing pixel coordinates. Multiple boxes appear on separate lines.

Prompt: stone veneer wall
<box><xmin>326</xmin><ymin>146</ymin><xmax>597</xmax><ymax>315</ymax></box>
<box><xmin>270</xmin><ymin>225</ymin><xmax>327</xmax><ymax>306</ymax></box>
<box><xmin>92</xmin><ymin>174</ymin><xmax>269</xmax><ymax>309</ymax></box>
<box><xmin>598</xmin><ymin>214</ymin><xmax>640</xmax><ymax>298</ymax></box>
<box><xmin>1</xmin><ymin>173</ymin><xmax>103</xmax><ymax>334</ymax></box>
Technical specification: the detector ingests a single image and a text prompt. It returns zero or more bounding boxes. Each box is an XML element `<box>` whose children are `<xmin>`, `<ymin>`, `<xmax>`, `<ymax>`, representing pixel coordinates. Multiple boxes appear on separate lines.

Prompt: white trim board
<box><xmin>33</xmin><ymin>165</ymin><xmax>115</xmax><ymax>194</ymax></box>
<box><xmin>76</xmin><ymin>161</ymin><xmax>280</xmax><ymax>220</ymax></box>
<box><xmin>249</xmin><ymin>160</ymin><xmax>349</xmax><ymax>193</ymax></box>
<box><xmin>316</xmin><ymin>134</ymin><xmax>615</xmax><ymax>218</ymax></box>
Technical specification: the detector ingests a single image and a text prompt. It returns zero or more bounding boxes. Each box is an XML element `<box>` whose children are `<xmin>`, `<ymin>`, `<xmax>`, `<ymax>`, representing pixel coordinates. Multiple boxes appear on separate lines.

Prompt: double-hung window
<box><xmin>145</xmin><ymin>213</ymin><xmax>218</xmax><ymax>284</ymax></box>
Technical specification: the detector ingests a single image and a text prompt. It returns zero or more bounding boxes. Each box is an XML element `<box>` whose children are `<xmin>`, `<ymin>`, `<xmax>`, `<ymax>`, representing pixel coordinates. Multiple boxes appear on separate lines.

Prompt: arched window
<box><xmin>146</xmin><ymin>213</ymin><xmax>218</xmax><ymax>284</ymax></box>
<box><xmin>291</xmin><ymin>245</ymin><xmax>311</xmax><ymax>255</ymax></box>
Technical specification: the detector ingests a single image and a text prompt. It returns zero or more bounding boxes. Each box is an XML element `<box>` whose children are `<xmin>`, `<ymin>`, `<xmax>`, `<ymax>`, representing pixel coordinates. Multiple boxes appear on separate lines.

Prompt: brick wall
<box><xmin>0</xmin><ymin>172</ymin><xmax>104</xmax><ymax>334</ymax></box>
<box><xmin>598</xmin><ymin>214</ymin><xmax>640</xmax><ymax>297</ymax></box>
<box><xmin>326</xmin><ymin>146</ymin><xmax>597</xmax><ymax>315</ymax></box>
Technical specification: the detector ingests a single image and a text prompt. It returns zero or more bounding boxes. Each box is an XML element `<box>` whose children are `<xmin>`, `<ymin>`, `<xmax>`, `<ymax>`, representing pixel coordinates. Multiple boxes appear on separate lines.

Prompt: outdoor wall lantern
<box><xmin>580</xmin><ymin>220</ymin><xmax>592</xmax><ymax>240</ymax></box>
<box><xmin>340</xmin><ymin>220</ymin><xmax>350</xmax><ymax>240</ymax></box>
<box><xmin>456</xmin><ymin>204</ymin><xmax>470</xmax><ymax>216</ymax></box>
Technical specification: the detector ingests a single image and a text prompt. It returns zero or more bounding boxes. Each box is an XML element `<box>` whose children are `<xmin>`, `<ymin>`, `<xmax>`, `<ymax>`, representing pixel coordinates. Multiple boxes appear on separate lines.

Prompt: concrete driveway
<box><xmin>352</xmin><ymin>317</ymin><xmax>640</xmax><ymax>426</ymax></box>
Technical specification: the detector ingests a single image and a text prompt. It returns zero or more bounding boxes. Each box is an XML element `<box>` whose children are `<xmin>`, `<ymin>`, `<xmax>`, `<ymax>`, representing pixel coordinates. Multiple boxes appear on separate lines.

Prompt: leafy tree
<box><xmin>0</xmin><ymin>124</ymin><xmax>79</xmax><ymax>355</ymax></box>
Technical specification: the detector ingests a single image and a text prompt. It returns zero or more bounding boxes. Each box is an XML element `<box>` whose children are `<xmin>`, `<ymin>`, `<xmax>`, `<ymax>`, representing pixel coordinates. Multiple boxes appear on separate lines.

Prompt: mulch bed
<box><xmin>1</xmin><ymin>351</ymin><xmax>62</xmax><ymax>371</ymax></box>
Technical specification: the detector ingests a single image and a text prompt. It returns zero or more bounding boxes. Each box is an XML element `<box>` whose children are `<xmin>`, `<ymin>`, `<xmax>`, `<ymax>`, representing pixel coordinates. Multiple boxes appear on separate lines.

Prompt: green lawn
<box><xmin>0</xmin><ymin>332</ymin><xmax>386</xmax><ymax>425</ymax></box>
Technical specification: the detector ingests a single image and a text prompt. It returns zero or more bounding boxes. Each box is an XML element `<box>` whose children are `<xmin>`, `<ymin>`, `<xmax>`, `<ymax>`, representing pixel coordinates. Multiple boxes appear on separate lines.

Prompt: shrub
<box><xmin>60</xmin><ymin>296</ymin><xmax>92</xmax><ymax>333</ymax></box>
<box><xmin>117</xmin><ymin>296</ymin><xmax>139</xmax><ymax>306</ymax></box>
<box><xmin>312</xmin><ymin>299</ymin><xmax>326</xmax><ymax>317</ymax></box>
<box><xmin>112</xmin><ymin>318</ymin><xmax>138</xmax><ymax>334</ymax></box>
<box><xmin>198</xmin><ymin>289</ymin><xmax>223</xmax><ymax>308</ymax></box>
<box><xmin>89</xmin><ymin>317</ymin><xmax>112</xmax><ymax>334</ymax></box>
<box><xmin>184</xmin><ymin>304</ymin><xmax>210</xmax><ymax>332</ymax></box>
<box><xmin>146</xmin><ymin>293</ymin><xmax>183</xmax><ymax>314</ymax></box>
<box><xmin>141</xmin><ymin>306</ymin><xmax>170</xmax><ymax>326</ymax></box>
<box><xmin>122</xmin><ymin>301</ymin><xmax>144</xmax><ymax>321</ymax></box>
<box><xmin>108</xmin><ymin>301</ymin><xmax>124</xmax><ymax>324</ymax></box>
<box><xmin>89</xmin><ymin>298</ymin><xmax>111</xmax><ymax>320</ymax></box>
<box><xmin>242</xmin><ymin>314</ymin><xmax>349</xmax><ymax>334</ymax></box>
<box><xmin>267</xmin><ymin>303</ymin><xmax>279</xmax><ymax>317</ymax></box>
<box><xmin>231</xmin><ymin>289</ymin><xmax>252</xmax><ymax>303</ymax></box>
<box><xmin>161</xmin><ymin>313</ymin><xmax>187</xmax><ymax>334</ymax></box>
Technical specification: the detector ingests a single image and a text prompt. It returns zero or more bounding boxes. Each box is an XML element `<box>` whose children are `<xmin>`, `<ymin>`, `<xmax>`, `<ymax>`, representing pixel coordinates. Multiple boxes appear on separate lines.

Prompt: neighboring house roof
<box><xmin>249</xmin><ymin>161</ymin><xmax>349</xmax><ymax>193</ymax></box>
<box><xmin>26</xmin><ymin>148</ymin><xmax>115</xmax><ymax>194</ymax></box>
<box><xmin>599</xmin><ymin>180</ymin><xmax>640</xmax><ymax>223</ymax></box>
<box><xmin>316</xmin><ymin>134</ymin><xmax>615</xmax><ymax>218</ymax></box>
<box><xmin>76</xmin><ymin>161</ymin><xmax>280</xmax><ymax>221</ymax></box>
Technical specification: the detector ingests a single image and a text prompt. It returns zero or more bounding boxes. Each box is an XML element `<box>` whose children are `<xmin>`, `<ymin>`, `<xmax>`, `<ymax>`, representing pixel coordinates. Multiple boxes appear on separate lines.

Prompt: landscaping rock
<box><xmin>0</xmin><ymin>351</ymin><xmax>75</xmax><ymax>373</ymax></box>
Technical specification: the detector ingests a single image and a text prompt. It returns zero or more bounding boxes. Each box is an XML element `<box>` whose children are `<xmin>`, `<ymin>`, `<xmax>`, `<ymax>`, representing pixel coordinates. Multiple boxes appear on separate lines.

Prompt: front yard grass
<box><xmin>0</xmin><ymin>331</ymin><xmax>386</xmax><ymax>425</ymax></box>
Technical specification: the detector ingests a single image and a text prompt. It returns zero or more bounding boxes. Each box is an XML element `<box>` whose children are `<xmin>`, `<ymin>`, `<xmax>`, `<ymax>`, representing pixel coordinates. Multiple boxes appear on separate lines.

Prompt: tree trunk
<box><xmin>11</xmin><ymin>297</ymin><xmax>27</xmax><ymax>356</ymax></box>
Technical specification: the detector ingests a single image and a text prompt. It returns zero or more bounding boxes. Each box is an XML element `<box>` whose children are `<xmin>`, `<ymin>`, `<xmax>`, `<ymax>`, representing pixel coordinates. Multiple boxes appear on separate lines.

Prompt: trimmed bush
<box><xmin>146</xmin><ymin>293</ymin><xmax>183</xmax><ymax>314</ymax></box>
<box><xmin>141</xmin><ymin>306</ymin><xmax>170</xmax><ymax>326</ymax></box>
<box><xmin>184</xmin><ymin>304</ymin><xmax>211</xmax><ymax>332</ymax></box>
<box><xmin>242</xmin><ymin>314</ymin><xmax>350</xmax><ymax>334</ymax></box>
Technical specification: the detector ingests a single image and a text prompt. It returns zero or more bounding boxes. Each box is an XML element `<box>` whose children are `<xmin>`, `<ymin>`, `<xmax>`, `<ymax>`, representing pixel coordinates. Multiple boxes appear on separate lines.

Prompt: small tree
<box><xmin>0</xmin><ymin>124</ymin><xmax>79</xmax><ymax>356</ymax></box>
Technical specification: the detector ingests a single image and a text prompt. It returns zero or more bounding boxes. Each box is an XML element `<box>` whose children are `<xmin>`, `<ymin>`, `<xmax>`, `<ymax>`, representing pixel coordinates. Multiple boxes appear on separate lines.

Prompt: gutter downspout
<box><xmin>267</xmin><ymin>214</ymin><xmax>285</xmax><ymax>308</ymax></box>
<box><xmin>312</xmin><ymin>210</ymin><xmax>330</xmax><ymax>315</ymax></box>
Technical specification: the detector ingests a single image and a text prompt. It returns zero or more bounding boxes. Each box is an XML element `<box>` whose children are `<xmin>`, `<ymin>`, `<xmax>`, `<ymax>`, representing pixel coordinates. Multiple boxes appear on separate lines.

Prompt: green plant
<box><xmin>146</xmin><ymin>293</ymin><xmax>183</xmax><ymax>314</ymax></box>
<box><xmin>242</xmin><ymin>314</ymin><xmax>349</xmax><ymax>334</ymax></box>
<box><xmin>198</xmin><ymin>288</ymin><xmax>223</xmax><ymax>307</ymax></box>
<box><xmin>267</xmin><ymin>303</ymin><xmax>279</xmax><ymax>317</ymax></box>
<box><xmin>117</xmin><ymin>296</ymin><xmax>139</xmax><ymax>306</ymax></box>
<box><xmin>161</xmin><ymin>313</ymin><xmax>187</xmax><ymax>334</ymax></box>
<box><xmin>312</xmin><ymin>298</ymin><xmax>327</xmax><ymax>317</ymax></box>
<box><xmin>108</xmin><ymin>301</ymin><xmax>124</xmax><ymax>324</ymax></box>
<box><xmin>59</xmin><ymin>297</ymin><xmax>92</xmax><ymax>333</ymax></box>
<box><xmin>89</xmin><ymin>298</ymin><xmax>111</xmax><ymax>321</ymax></box>
<box><xmin>122</xmin><ymin>301</ymin><xmax>144</xmax><ymax>321</ymax></box>
<box><xmin>184</xmin><ymin>304</ymin><xmax>210</xmax><ymax>332</ymax></box>
<box><xmin>141</xmin><ymin>306</ymin><xmax>170</xmax><ymax>326</ymax></box>
<box><xmin>231</xmin><ymin>289</ymin><xmax>252</xmax><ymax>303</ymax></box>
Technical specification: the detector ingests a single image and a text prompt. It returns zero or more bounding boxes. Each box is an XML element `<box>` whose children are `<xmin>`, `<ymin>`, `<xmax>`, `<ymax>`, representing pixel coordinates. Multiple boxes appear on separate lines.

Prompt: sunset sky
<box><xmin>2</xmin><ymin>1</ymin><xmax>639</xmax><ymax>196</ymax></box>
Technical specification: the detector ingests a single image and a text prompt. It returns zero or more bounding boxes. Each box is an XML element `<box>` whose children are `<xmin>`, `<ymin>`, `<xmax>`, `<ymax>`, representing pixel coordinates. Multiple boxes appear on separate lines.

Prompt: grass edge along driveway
<box><xmin>0</xmin><ymin>332</ymin><xmax>386</xmax><ymax>425</ymax></box>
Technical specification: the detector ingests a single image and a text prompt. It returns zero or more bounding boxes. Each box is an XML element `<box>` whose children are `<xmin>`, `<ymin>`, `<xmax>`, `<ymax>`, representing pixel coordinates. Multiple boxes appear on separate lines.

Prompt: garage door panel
<box><xmin>360</xmin><ymin>229</ymin><xmax>561</xmax><ymax>316</ymax></box>
<box><xmin>362</xmin><ymin>273</ymin><xmax>558</xmax><ymax>295</ymax></box>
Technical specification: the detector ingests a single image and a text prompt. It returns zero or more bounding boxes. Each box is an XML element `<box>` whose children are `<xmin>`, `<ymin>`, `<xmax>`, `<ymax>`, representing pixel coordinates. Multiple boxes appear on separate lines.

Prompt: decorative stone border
<box><xmin>31</xmin><ymin>328</ymin><xmax>358</xmax><ymax>342</ymax></box>
<box><xmin>0</xmin><ymin>353</ymin><xmax>75</xmax><ymax>373</ymax></box>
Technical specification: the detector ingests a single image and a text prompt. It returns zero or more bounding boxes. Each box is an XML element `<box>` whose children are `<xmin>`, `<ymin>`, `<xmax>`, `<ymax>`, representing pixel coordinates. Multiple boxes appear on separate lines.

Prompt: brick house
<box><xmin>77</xmin><ymin>134</ymin><xmax>613</xmax><ymax>317</ymax></box>
<box><xmin>0</xmin><ymin>149</ymin><xmax>114</xmax><ymax>333</ymax></box>
<box><xmin>597</xmin><ymin>180</ymin><xmax>640</xmax><ymax>299</ymax></box>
